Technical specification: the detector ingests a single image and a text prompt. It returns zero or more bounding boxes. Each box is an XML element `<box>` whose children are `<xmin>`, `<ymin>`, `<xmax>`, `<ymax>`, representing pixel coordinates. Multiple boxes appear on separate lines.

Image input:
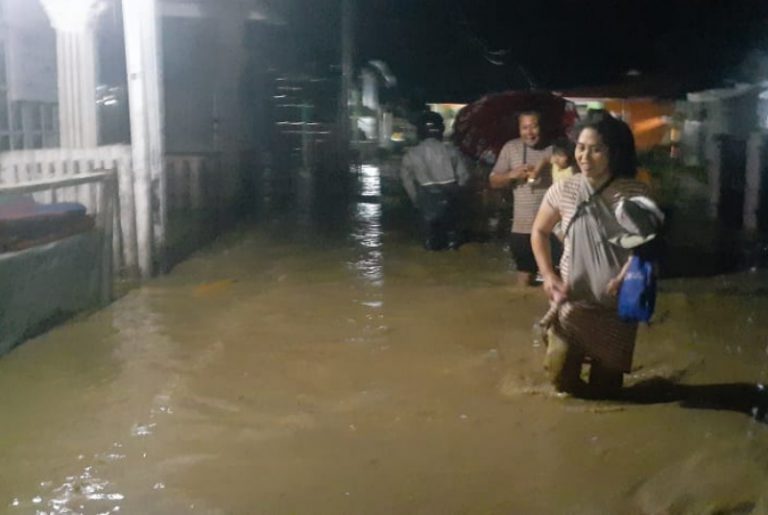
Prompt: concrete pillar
<box><xmin>745</xmin><ymin>131</ymin><xmax>766</xmax><ymax>231</ymax></box>
<box><xmin>123</xmin><ymin>0</ymin><xmax>165</xmax><ymax>278</ymax></box>
<box><xmin>40</xmin><ymin>0</ymin><xmax>102</xmax><ymax>148</ymax></box>
<box><xmin>707</xmin><ymin>135</ymin><xmax>723</xmax><ymax>219</ymax></box>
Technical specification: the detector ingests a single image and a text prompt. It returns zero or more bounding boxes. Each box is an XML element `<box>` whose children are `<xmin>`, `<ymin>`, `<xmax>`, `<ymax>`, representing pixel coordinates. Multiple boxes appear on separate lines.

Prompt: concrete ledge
<box><xmin>0</xmin><ymin>231</ymin><xmax>103</xmax><ymax>356</ymax></box>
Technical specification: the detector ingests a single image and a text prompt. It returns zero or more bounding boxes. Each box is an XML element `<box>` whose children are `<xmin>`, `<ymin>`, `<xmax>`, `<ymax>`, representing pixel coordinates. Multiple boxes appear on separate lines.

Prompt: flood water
<box><xmin>3</xmin><ymin>164</ymin><xmax>768</xmax><ymax>514</ymax></box>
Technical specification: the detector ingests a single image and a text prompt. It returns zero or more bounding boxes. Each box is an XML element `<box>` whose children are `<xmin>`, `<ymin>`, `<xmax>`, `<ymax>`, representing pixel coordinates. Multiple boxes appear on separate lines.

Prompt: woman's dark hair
<box><xmin>574</xmin><ymin>109</ymin><xmax>637</xmax><ymax>178</ymax></box>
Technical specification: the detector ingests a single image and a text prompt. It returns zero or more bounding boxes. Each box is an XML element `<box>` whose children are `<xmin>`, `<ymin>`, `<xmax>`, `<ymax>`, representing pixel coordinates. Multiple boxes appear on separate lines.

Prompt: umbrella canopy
<box><xmin>452</xmin><ymin>91</ymin><xmax>579</xmax><ymax>163</ymax></box>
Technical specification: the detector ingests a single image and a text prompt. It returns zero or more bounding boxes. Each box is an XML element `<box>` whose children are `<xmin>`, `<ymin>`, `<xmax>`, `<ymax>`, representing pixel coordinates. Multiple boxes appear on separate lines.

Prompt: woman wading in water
<box><xmin>531</xmin><ymin>110</ymin><xmax>661</xmax><ymax>396</ymax></box>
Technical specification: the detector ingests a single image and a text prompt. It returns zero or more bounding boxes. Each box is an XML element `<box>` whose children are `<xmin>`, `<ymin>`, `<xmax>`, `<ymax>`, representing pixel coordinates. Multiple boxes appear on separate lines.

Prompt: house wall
<box><xmin>162</xmin><ymin>16</ymin><xmax>217</xmax><ymax>153</ymax></box>
<box><xmin>0</xmin><ymin>0</ymin><xmax>58</xmax><ymax>151</ymax></box>
<box><xmin>3</xmin><ymin>0</ymin><xmax>56</xmax><ymax>104</ymax></box>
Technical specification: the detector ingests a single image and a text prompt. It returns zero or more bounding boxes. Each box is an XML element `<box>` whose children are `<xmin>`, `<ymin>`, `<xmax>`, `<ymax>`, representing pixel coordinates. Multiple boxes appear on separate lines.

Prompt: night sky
<box><xmin>97</xmin><ymin>1</ymin><xmax>768</xmax><ymax>105</ymax></box>
<box><xmin>350</xmin><ymin>0</ymin><xmax>768</xmax><ymax>101</ymax></box>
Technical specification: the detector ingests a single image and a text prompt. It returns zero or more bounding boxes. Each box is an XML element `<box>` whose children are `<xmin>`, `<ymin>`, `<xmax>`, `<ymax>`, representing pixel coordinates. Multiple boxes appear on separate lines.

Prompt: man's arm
<box><xmin>489</xmin><ymin>143</ymin><xmax>531</xmax><ymax>189</ymax></box>
<box><xmin>400</xmin><ymin>154</ymin><xmax>418</xmax><ymax>203</ymax></box>
<box><xmin>529</xmin><ymin>156</ymin><xmax>551</xmax><ymax>181</ymax></box>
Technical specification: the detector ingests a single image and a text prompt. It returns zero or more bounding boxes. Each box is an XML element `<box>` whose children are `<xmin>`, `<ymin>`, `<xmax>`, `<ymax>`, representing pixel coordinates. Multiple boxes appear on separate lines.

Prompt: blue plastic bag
<box><xmin>617</xmin><ymin>254</ymin><xmax>656</xmax><ymax>323</ymax></box>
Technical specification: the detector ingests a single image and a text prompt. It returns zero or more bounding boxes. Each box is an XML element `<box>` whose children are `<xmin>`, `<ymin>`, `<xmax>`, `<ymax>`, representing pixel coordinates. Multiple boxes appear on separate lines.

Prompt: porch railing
<box><xmin>0</xmin><ymin>170</ymin><xmax>117</xmax><ymax>303</ymax></box>
<box><xmin>0</xmin><ymin>147</ymin><xmax>225</xmax><ymax>277</ymax></box>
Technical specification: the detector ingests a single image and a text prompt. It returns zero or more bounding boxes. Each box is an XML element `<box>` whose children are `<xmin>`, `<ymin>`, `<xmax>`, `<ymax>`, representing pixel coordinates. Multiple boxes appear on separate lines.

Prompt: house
<box><xmin>556</xmin><ymin>76</ymin><xmax>682</xmax><ymax>152</ymax></box>
<box><xmin>0</xmin><ymin>0</ymin><xmax>286</xmax><ymax>355</ymax></box>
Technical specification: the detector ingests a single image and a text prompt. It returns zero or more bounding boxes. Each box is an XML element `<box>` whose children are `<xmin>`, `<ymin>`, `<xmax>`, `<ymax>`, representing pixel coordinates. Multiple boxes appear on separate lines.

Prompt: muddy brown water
<box><xmin>2</xmin><ymin>167</ymin><xmax>768</xmax><ymax>514</ymax></box>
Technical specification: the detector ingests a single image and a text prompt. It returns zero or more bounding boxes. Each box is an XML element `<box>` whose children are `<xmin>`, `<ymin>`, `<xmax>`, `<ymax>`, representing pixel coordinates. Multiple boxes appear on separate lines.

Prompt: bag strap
<box><xmin>562</xmin><ymin>175</ymin><xmax>616</xmax><ymax>238</ymax></box>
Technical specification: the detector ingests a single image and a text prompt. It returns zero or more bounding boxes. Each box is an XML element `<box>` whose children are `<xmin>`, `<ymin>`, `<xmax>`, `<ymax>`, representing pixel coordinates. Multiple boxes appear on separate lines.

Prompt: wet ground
<box><xmin>2</xmin><ymin>164</ymin><xmax>768</xmax><ymax>514</ymax></box>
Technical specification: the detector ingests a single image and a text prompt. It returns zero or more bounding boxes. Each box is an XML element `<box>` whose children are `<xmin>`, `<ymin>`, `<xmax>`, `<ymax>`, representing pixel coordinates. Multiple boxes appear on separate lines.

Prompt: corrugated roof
<box><xmin>555</xmin><ymin>75</ymin><xmax>716</xmax><ymax>100</ymax></box>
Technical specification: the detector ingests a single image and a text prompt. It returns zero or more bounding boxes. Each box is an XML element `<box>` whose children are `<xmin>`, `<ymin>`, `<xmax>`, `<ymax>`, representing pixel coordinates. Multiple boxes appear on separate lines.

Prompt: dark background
<box><xmin>289</xmin><ymin>0</ymin><xmax>768</xmax><ymax>102</ymax></box>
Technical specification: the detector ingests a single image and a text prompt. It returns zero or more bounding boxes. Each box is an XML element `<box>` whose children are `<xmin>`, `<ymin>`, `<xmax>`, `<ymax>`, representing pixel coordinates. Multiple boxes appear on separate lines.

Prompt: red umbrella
<box><xmin>452</xmin><ymin>91</ymin><xmax>579</xmax><ymax>163</ymax></box>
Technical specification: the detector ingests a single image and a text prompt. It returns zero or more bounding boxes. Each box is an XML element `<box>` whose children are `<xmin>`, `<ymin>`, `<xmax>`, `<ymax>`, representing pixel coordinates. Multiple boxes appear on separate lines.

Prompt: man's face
<box><xmin>519</xmin><ymin>114</ymin><xmax>540</xmax><ymax>147</ymax></box>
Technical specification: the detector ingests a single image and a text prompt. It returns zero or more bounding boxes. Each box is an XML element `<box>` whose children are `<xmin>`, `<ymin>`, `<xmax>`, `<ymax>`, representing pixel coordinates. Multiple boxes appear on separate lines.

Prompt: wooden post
<box><xmin>99</xmin><ymin>173</ymin><xmax>116</xmax><ymax>304</ymax></box>
<box><xmin>190</xmin><ymin>158</ymin><xmax>203</xmax><ymax>209</ymax></box>
<box><xmin>744</xmin><ymin>131</ymin><xmax>765</xmax><ymax>232</ymax></box>
<box><xmin>338</xmin><ymin>0</ymin><xmax>354</xmax><ymax>163</ymax></box>
<box><xmin>122</xmin><ymin>0</ymin><xmax>166</xmax><ymax>278</ymax></box>
<box><xmin>116</xmin><ymin>147</ymin><xmax>138</xmax><ymax>274</ymax></box>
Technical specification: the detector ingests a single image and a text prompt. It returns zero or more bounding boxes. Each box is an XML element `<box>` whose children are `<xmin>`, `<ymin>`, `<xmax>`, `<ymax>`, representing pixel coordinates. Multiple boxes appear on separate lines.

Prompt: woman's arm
<box><xmin>532</xmin><ymin>201</ymin><xmax>567</xmax><ymax>302</ymax></box>
<box><xmin>606</xmin><ymin>254</ymin><xmax>633</xmax><ymax>296</ymax></box>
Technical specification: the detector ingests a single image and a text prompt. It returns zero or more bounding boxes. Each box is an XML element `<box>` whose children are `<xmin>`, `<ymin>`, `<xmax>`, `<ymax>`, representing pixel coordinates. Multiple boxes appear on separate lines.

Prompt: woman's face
<box><xmin>575</xmin><ymin>128</ymin><xmax>610</xmax><ymax>181</ymax></box>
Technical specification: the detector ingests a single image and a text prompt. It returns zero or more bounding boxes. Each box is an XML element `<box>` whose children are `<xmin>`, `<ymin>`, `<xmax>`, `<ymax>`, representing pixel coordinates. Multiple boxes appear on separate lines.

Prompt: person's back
<box><xmin>401</xmin><ymin>138</ymin><xmax>468</xmax><ymax>201</ymax></box>
<box><xmin>400</xmin><ymin>111</ymin><xmax>469</xmax><ymax>250</ymax></box>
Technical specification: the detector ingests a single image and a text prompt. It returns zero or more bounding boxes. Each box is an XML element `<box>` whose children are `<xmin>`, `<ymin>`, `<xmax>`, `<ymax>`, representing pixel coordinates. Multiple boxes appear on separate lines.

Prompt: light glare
<box><xmin>41</xmin><ymin>0</ymin><xmax>106</xmax><ymax>32</ymax></box>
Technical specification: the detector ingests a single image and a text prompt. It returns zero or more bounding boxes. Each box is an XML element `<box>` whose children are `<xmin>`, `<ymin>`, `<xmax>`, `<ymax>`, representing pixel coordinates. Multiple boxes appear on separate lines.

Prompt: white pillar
<box><xmin>40</xmin><ymin>0</ymin><xmax>102</xmax><ymax>148</ymax></box>
<box><xmin>123</xmin><ymin>0</ymin><xmax>166</xmax><ymax>278</ymax></box>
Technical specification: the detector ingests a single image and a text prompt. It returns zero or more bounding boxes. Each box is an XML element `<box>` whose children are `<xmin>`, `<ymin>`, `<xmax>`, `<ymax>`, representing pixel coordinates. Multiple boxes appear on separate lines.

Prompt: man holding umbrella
<box><xmin>490</xmin><ymin>111</ymin><xmax>553</xmax><ymax>286</ymax></box>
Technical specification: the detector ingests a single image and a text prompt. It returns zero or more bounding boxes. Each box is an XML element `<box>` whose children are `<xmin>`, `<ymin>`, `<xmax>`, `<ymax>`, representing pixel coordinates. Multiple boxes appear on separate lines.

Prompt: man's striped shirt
<box><xmin>491</xmin><ymin>139</ymin><xmax>552</xmax><ymax>234</ymax></box>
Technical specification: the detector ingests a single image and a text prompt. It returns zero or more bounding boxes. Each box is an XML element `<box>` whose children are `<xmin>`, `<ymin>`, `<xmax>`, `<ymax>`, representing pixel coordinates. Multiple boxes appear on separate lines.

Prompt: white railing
<box><xmin>0</xmin><ymin>145</ymin><xmax>129</xmax><ymax>209</ymax></box>
<box><xmin>0</xmin><ymin>171</ymin><xmax>117</xmax><ymax>303</ymax></box>
<box><xmin>0</xmin><ymin>147</ymin><xmax>226</xmax><ymax>278</ymax></box>
<box><xmin>0</xmin><ymin>145</ymin><xmax>138</xmax><ymax>274</ymax></box>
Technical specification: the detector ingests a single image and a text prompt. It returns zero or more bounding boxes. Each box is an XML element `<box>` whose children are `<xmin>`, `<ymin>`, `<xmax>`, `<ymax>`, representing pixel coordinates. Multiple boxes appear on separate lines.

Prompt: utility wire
<box><xmin>448</xmin><ymin>0</ymin><xmax>538</xmax><ymax>89</ymax></box>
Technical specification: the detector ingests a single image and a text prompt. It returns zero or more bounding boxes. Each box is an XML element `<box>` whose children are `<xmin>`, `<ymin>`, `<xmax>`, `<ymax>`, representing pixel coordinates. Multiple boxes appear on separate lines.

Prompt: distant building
<box><xmin>556</xmin><ymin>79</ymin><xmax>678</xmax><ymax>152</ymax></box>
<box><xmin>678</xmin><ymin>84</ymin><xmax>762</xmax><ymax>167</ymax></box>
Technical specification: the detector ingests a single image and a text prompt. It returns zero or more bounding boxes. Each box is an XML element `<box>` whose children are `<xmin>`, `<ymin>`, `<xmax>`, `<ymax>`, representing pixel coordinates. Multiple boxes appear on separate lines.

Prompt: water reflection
<box><xmin>5</xmin><ymin>291</ymin><xmax>185</xmax><ymax>514</ymax></box>
<box><xmin>6</xmin><ymin>158</ymin><xmax>768</xmax><ymax>513</ymax></box>
<box><xmin>348</xmin><ymin>166</ymin><xmax>385</xmax><ymax>343</ymax></box>
<box><xmin>359</xmin><ymin>164</ymin><xmax>381</xmax><ymax>198</ymax></box>
<box><xmin>350</xmin><ymin>166</ymin><xmax>383</xmax><ymax>286</ymax></box>
<box><xmin>10</xmin><ymin>464</ymin><xmax>124</xmax><ymax>514</ymax></box>
<box><xmin>352</xmin><ymin>203</ymin><xmax>382</xmax><ymax>251</ymax></box>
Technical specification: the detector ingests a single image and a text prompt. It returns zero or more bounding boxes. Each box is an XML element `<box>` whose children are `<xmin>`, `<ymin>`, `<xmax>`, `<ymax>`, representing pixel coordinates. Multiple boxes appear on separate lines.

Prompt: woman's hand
<box><xmin>606</xmin><ymin>276</ymin><xmax>623</xmax><ymax>296</ymax></box>
<box><xmin>606</xmin><ymin>257</ymin><xmax>632</xmax><ymax>296</ymax></box>
<box><xmin>543</xmin><ymin>272</ymin><xmax>568</xmax><ymax>305</ymax></box>
<box><xmin>531</xmin><ymin>202</ymin><xmax>563</xmax><ymax>301</ymax></box>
